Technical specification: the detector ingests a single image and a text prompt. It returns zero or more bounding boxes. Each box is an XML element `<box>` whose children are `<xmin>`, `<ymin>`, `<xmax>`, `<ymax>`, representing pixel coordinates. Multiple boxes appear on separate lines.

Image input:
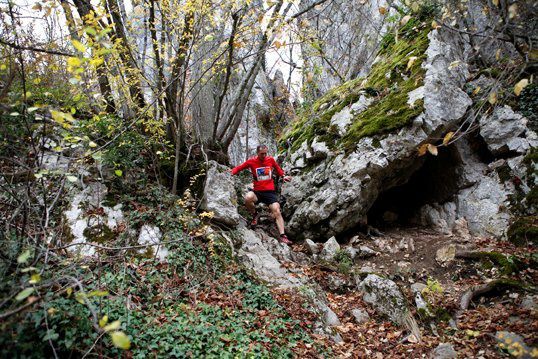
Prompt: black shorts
<box><xmin>252</xmin><ymin>190</ymin><xmax>279</xmax><ymax>206</ymax></box>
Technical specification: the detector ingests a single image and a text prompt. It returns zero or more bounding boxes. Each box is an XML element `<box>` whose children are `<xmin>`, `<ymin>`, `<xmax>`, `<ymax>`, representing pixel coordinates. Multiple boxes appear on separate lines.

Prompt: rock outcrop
<box><xmin>281</xmin><ymin>21</ymin><xmax>536</xmax><ymax>240</ymax></box>
<box><xmin>200</xmin><ymin>161</ymin><xmax>241</xmax><ymax>226</ymax></box>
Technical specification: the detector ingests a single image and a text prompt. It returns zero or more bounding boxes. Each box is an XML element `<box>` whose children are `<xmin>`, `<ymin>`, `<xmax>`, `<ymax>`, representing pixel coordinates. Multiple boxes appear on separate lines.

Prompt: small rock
<box><xmin>408</xmin><ymin>238</ymin><xmax>415</xmax><ymax>252</ymax></box>
<box><xmin>324</xmin><ymin>307</ymin><xmax>341</xmax><ymax>327</ymax></box>
<box><xmin>351</xmin><ymin>308</ymin><xmax>370</xmax><ymax>324</ymax></box>
<box><xmin>344</xmin><ymin>246</ymin><xmax>358</xmax><ymax>260</ymax></box>
<box><xmin>305</xmin><ymin>238</ymin><xmax>320</xmax><ymax>255</ymax></box>
<box><xmin>358</xmin><ymin>274</ymin><xmax>420</xmax><ymax>339</ymax></box>
<box><xmin>349</xmin><ymin>235</ymin><xmax>361</xmax><ymax>245</ymax></box>
<box><xmin>431</xmin><ymin>343</ymin><xmax>457</xmax><ymax>359</ymax></box>
<box><xmin>320</xmin><ymin>236</ymin><xmax>340</xmax><ymax>261</ymax></box>
<box><xmin>396</xmin><ymin>261</ymin><xmax>412</xmax><ymax>275</ymax></box>
<box><xmin>411</xmin><ymin>283</ymin><xmax>427</xmax><ymax>294</ymax></box>
<box><xmin>436</xmin><ymin>244</ymin><xmax>456</xmax><ymax>265</ymax></box>
<box><xmin>358</xmin><ymin>265</ymin><xmax>375</xmax><ymax>274</ymax></box>
<box><xmin>357</xmin><ymin>246</ymin><xmax>377</xmax><ymax>258</ymax></box>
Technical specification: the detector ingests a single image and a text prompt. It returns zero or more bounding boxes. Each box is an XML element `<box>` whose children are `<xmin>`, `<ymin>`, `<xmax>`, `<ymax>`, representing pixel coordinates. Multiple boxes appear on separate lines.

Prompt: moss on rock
<box><xmin>507</xmin><ymin>216</ymin><xmax>538</xmax><ymax>246</ymax></box>
<box><xmin>280</xmin><ymin>21</ymin><xmax>430</xmax><ymax>153</ymax></box>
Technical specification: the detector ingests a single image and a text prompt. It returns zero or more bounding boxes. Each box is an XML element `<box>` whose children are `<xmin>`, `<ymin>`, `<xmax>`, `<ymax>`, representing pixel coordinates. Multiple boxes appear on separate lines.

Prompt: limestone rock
<box><xmin>327</xmin><ymin>274</ymin><xmax>347</xmax><ymax>292</ymax></box>
<box><xmin>201</xmin><ymin>161</ymin><xmax>240</xmax><ymax>226</ymax></box>
<box><xmin>320</xmin><ymin>236</ymin><xmax>340</xmax><ymax>261</ymax></box>
<box><xmin>431</xmin><ymin>343</ymin><xmax>457</xmax><ymax>359</ymax></box>
<box><xmin>237</xmin><ymin>227</ymin><xmax>301</xmax><ymax>288</ymax></box>
<box><xmin>357</xmin><ymin>246</ymin><xmax>377</xmax><ymax>259</ymax></box>
<box><xmin>304</xmin><ymin>238</ymin><xmax>320</xmax><ymax>255</ymax></box>
<box><xmin>63</xmin><ymin>182</ymin><xmax>124</xmax><ymax>257</ymax></box>
<box><xmin>284</xmin><ymin>26</ymin><xmax>474</xmax><ymax>241</ymax></box>
<box><xmin>436</xmin><ymin>245</ymin><xmax>456</xmax><ymax>265</ymax></box>
<box><xmin>411</xmin><ymin>283</ymin><xmax>432</xmax><ymax>317</ymax></box>
<box><xmin>480</xmin><ymin>106</ymin><xmax>536</xmax><ymax>156</ymax></box>
<box><xmin>358</xmin><ymin>274</ymin><xmax>420</xmax><ymax>339</ymax></box>
<box><xmin>351</xmin><ymin>308</ymin><xmax>370</xmax><ymax>324</ymax></box>
<box><xmin>452</xmin><ymin>217</ymin><xmax>472</xmax><ymax>242</ymax></box>
<box><xmin>137</xmin><ymin>225</ymin><xmax>167</xmax><ymax>261</ymax></box>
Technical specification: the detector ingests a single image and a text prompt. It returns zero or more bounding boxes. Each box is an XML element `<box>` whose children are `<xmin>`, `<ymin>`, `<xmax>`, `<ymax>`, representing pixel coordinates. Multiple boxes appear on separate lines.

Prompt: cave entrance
<box><xmin>367</xmin><ymin>144</ymin><xmax>463</xmax><ymax>229</ymax></box>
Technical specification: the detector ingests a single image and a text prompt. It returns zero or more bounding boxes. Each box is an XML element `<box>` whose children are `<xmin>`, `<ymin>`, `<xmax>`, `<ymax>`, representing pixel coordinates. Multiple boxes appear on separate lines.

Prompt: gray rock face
<box><xmin>236</xmin><ymin>227</ymin><xmax>341</xmax><ymax>331</ymax></box>
<box><xmin>201</xmin><ymin>161</ymin><xmax>240</xmax><ymax>226</ymax></box>
<box><xmin>237</xmin><ymin>227</ymin><xmax>302</xmax><ymax>288</ymax></box>
<box><xmin>480</xmin><ymin>106</ymin><xmax>537</xmax><ymax>156</ymax></box>
<box><xmin>423</xmin><ymin>29</ymin><xmax>472</xmax><ymax>132</ymax></box>
<box><xmin>358</xmin><ymin>274</ymin><xmax>420</xmax><ymax>339</ymax></box>
<box><xmin>284</xmin><ymin>28</ymin><xmax>473</xmax><ymax>241</ymax></box>
<box><xmin>320</xmin><ymin>236</ymin><xmax>340</xmax><ymax>261</ymax></box>
<box><xmin>431</xmin><ymin>343</ymin><xmax>457</xmax><ymax>359</ymax></box>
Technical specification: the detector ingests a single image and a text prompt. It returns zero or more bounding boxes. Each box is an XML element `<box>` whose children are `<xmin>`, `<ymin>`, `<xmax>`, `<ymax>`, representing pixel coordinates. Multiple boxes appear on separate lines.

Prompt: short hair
<box><xmin>256</xmin><ymin>145</ymin><xmax>268</xmax><ymax>152</ymax></box>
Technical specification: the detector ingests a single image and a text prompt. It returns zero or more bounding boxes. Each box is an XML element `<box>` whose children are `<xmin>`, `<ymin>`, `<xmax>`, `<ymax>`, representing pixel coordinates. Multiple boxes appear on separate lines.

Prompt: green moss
<box><xmin>83</xmin><ymin>223</ymin><xmax>116</xmax><ymax>244</ymax></box>
<box><xmin>507</xmin><ymin>216</ymin><xmax>538</xmax><ymax>247</ymax></box>
<box><xmin>475</xmin><ymin>252</ymin><xmax>525</xmax><ymax>275</ymax></box>
<box><xmin>280</xmin><ymin>22</ymin><xmax>430</xmax><ymax>154</ymax></box>
<box><xmin>341</xmin><ymin>83</ymin><xmax>424</xmax><ymax>152</ymax></box>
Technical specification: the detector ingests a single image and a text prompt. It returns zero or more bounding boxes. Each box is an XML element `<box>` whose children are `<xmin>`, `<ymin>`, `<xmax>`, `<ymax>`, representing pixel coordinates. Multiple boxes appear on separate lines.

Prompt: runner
<box><xmin>231</xmin><ymin>145</ymin><xmax>292</xmax><ymax>244</ymax></box>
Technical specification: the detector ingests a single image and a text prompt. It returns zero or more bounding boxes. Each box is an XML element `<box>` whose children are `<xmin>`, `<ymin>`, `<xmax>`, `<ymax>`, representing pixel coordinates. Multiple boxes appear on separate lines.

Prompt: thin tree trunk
<box><xmin>70</xmin><ymin>0</ymin><xmax>116</xmax><ymax>113</ymax></box>
<box><xmin>105</xmin><ymin>0</ymin><xmax>146</xmax><ymax>109</ymax></box>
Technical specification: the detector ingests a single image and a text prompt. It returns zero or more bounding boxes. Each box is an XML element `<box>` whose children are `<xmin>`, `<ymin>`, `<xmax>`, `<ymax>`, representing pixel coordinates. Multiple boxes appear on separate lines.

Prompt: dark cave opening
<box><xmin>367</xmin><ymin>144</ymin><xmax>463</xmax><ymax>229</ymax></box>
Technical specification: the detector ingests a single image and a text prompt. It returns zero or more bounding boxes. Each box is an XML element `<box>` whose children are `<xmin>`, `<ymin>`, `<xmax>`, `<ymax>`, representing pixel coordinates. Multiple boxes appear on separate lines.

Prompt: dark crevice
<box><xmin>367</xmin><ymin>144</ymin><xmax>463</xmax><ymax>229</ymax></box>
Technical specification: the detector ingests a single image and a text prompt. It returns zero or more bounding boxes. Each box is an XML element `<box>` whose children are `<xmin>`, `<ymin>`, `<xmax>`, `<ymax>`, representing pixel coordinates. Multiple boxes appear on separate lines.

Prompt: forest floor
<box><xmin>258</xmin><ymin>223</ymin><xmax>537</xmax><ymax>358</ymax></box>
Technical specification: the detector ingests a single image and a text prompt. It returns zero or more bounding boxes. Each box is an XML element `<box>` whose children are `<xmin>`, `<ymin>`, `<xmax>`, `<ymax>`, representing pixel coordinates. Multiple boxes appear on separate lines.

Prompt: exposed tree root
<box><xmin>459</xmin><ymin>278</ymin><xmax>536</xmax><ymax>310</ymax></box>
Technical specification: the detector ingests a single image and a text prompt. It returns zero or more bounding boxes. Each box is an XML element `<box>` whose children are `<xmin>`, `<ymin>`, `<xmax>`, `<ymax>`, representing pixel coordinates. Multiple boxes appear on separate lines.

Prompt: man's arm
<box><xmin>231</xmin><ymin>159</ymin><xmax>251</xmax><ymax>175</ymax></box>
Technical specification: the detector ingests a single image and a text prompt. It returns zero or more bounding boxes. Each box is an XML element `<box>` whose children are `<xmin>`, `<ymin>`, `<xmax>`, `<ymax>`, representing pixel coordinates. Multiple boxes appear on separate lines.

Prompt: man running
<box><xmin>231</xmin><ymin>145</ymin><xmax>292</xmax><ymax>244</ymax></box>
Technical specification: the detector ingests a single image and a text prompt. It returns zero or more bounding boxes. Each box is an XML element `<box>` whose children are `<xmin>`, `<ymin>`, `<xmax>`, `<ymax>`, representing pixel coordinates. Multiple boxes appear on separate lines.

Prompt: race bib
<box><xmin>255</xmin><ymin>166</ymin><xmax>272</xmax><ymax>181</ymax></box>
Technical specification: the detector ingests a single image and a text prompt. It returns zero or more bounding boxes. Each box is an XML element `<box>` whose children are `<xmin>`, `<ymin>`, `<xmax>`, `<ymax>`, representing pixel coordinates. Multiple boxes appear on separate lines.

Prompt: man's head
<box><xmin>256</xmin><ymin>145</ymin><xmax>268</xmax><ymax>160</ymax></box>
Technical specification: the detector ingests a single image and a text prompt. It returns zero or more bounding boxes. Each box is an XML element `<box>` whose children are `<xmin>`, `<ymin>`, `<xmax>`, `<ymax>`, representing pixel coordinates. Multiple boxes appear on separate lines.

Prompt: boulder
<box><xmin>283</xmin><ymin>28</ymin><xmax>474</xmax><ymax>241</ymax></box>
<box><xmin>320</xmin><ymin>236</ymin><xmax>340</xmax><ymax>261</ymax></box>
<box><xmin>201</xmin><ymin>161</ymin><xmax>241</xmax><ymax>226</ymax></box>
<box><xmin>358</xmin><ymin>274</ymin><xmax>420</xmax><ymax>339</ymax></box>
<box><xmin>237</xmin><ymin>227</ymin><xmax>301</xmax><ymax>288</ymax></box>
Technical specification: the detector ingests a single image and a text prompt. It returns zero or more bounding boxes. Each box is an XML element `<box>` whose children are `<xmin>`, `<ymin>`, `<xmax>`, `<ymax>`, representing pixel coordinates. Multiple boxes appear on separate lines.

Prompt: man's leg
<box><xmin>244</xmin><ymin>191</ymin><xmax>258</xmax><ymax>215</ymax></box>
<box><xmin>268</xmin><ymin>202</ymin><xmax>285</xmax><ymax>235</ymax></box>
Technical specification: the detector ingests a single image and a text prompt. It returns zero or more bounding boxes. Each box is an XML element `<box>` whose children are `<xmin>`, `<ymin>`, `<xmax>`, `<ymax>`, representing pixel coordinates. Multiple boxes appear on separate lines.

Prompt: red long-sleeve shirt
<box><xmin>231</xmin><ymin>156</ymin><xmax>285</xmax><ymax>191</ymax></box>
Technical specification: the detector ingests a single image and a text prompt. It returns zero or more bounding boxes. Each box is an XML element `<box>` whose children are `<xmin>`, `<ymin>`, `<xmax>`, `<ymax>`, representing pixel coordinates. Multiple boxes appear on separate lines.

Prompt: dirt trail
<box><xmin>257</xmin><ymin>223</ymin><xmax>538</xmax><ymax>358</ymax></box>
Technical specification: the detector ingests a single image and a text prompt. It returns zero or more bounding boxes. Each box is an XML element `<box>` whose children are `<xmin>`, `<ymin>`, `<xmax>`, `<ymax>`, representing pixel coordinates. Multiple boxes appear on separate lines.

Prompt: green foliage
<box><xmin>334</xmin><ymin>249</ymin><xmax>353</xmax><ymax>274</ymax></box>
<box><xmin>518</xmin><ymin>84</ymin><xmax>538</xmax><ymax>132</ymax></box>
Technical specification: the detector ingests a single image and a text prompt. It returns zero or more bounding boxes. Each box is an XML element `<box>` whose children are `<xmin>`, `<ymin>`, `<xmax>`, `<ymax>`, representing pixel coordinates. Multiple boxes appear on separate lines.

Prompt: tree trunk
<box><xmin>70</xmin><ymin>0</ymin><xmax>116</xmax><ymax>113</ymax></box>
